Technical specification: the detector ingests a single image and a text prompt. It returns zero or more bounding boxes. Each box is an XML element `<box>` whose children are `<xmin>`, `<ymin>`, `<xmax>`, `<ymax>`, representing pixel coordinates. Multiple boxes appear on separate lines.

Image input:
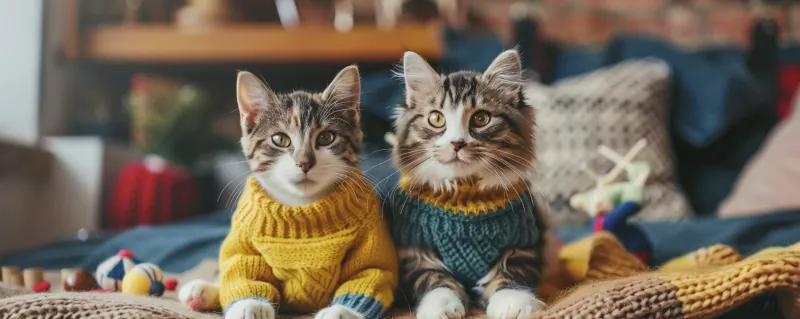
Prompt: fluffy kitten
<box><xmin>389</xmin><ymin>50</ymin><xmax>553</xmax><ymax>319</ymax></box>
<box><xmin>180</xmin><ymin>66</ymin><xmax>371</xmax><ymax>319</ymax></box>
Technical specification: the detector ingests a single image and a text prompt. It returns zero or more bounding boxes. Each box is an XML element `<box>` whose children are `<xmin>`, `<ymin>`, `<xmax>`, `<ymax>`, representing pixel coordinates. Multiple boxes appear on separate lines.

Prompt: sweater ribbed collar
<box><xmin>397</xmin><ymin>175</ymin><xmax>531</xmax><ymax>217</ymax></box>
<box><xmin>237</xmin><ymin>169</ymin><xmax>376</xmax><ymax>238</ymax></box>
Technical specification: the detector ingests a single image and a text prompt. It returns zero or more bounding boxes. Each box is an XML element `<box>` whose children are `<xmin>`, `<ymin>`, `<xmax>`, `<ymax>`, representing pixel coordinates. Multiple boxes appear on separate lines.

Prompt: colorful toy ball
<box><xmin>95</xmin><ymin>249</ymin><xmax>137</xmax><ymax>291</ymax></box>
<box><xmin>121</xmin><ymin>263</ymin><xmax>165</xmax><ymax>297</ymax></box>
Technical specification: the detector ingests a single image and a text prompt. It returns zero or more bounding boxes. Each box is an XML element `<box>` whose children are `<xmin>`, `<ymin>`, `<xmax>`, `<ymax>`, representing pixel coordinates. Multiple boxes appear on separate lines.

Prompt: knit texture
<box><xmin>0</xmin><ymin>291</ymin><xmax>220</xmax><ymax>319</ymax></box>
<box><xmin>539</xmin><ymin>233</ymin><xmax>800</xmax><ymax>319</ymax></box>
<box><xmin>3</xmin><ymin>239</ymin><xmax>799</xmax><ymax>318</ymax></box>
<box><xmin>219</xmin><ymin>170</ymin><xmax>398</xmax><ymax>319</ymax></box>
<box><xmin>389</xmin><ymin>177</ymin><xmax>540</xmax><ymax>286</ymax></box>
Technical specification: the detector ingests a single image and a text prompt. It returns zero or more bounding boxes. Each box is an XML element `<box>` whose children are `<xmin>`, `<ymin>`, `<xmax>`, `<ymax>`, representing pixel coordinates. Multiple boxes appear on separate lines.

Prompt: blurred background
<box><xmin>0</xmin><ymin>0</ymin><xmax>799</xmax><ymax>275</ymax></box>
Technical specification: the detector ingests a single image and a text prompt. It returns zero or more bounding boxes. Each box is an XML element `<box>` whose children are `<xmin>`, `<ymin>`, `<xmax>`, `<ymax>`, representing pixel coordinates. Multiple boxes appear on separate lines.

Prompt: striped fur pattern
<box><xmin>391</xmin><ymin>50</ymin><xmax>550</xmax><ymax>318</ymax></box>
<box><xmin>236</xmin><ymin>66</ymin><xmax>363</xmax><ymax>206</ymax></box>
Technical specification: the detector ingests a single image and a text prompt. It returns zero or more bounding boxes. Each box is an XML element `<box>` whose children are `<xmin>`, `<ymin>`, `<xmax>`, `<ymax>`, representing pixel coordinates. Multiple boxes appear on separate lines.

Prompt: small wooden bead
<box><xmin>1</xmin><ymin>267</ymin><xmax>23</xmax><ymax>287</ymax></box>
<box><xmin>23</xmin><ymin>268</ymin><xmax>44</xmax><ymax>290</ymax></box>
<box><xmin>61</xmin><ymin>268</ymin><xmax>76</xmax><ymax>287</ymax></box>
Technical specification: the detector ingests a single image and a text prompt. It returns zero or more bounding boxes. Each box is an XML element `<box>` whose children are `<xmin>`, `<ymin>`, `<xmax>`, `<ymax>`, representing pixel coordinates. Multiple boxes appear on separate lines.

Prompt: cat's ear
<box><xmin>322</xmin><ymin>65</ymin><xmax>361</xmax><ymax>112</ymax></box>
<box><xmin>482</xmin><ymin>49</ymin><xmax>523</xmax><ymax>88</ymax></box>
<box><xmin>237</xmin><ymin>71</ymin><xmax>278</xmax><ymax>131</ymax></box>
<box><xmin>402</xmin><ymin>51</ymin><xmax>439</xmax><ymax>95</ymax></box>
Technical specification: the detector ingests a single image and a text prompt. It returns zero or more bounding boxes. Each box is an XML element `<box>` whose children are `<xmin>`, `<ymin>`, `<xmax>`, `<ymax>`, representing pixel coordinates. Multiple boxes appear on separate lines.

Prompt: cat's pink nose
<box><xmin>298</xmin><ymin>162</ymin><xmax>313</xmax><ymax>174</ymax></box>
<box><xmin>451</xmin><ymin>141</ymin><xmax>466</xmax><ymax>152</ymax></box>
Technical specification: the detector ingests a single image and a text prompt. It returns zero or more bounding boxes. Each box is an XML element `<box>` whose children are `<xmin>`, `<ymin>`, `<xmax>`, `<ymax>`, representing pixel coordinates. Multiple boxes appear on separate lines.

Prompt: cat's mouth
<box><xmin>292</xmin><ymin>177</ymin><xmax>316</xmax><ymax>186</ymax></box>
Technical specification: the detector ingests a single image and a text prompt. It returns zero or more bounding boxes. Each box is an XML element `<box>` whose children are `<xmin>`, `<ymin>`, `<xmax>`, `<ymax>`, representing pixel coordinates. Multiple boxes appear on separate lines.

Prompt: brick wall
<box><xmin>481</xmin><ymin>0</ymin><xmax>800</xmax><ymax>47</ymax></box>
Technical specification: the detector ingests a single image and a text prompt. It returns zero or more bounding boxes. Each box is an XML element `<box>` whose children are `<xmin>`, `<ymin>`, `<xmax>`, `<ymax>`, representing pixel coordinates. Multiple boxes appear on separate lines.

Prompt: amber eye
<box><xmin>316</xmin><ymin>131</ymin><xmax>336</xmax><ymax>146</ymax></box>
<box><xmin>471</xmin><ymin>111</ymin><xmax>491</xmax><ymax>127</ymax></box>
<box><xmin>428</xmin><ymin>111</ymin><xmax>446</xmax><ymax>128</ymax></box>
<box><xmin>271</xmin><ymin>133</ymin><xmax>291</xmax><ymax>148</ymax></box>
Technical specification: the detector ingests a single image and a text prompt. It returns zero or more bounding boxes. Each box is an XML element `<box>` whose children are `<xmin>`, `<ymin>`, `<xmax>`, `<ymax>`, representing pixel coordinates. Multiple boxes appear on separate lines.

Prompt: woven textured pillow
<box><xmin>527</xmin><ymin>60</ymin><xmax>692</xmax><ymax>227</ymax></box>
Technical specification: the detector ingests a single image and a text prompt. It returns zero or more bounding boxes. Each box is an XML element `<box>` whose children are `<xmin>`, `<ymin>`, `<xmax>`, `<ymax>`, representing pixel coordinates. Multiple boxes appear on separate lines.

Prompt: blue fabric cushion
<box><xmin>601</xmin><ymin>36</ymin><xmax>771</xmax><ymax>148</ymax></box>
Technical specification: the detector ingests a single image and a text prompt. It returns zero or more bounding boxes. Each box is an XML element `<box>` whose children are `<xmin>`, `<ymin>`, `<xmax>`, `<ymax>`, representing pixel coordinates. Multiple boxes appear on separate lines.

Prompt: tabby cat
<box><xmin>387</xmin><ymin>50</ymin><xmax>554</xmax><ymax>319</ymax></box>
<box><xmin>179</xmin><ymin>66</ymin><xmax>398</xmax><ymax>319</ymax></box>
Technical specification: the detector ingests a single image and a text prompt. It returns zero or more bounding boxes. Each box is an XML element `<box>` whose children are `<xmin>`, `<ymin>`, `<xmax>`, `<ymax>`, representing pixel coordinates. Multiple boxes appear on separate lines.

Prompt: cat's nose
<box><xmin>298</xmin><ymin>162</ymin><xmax>314</xmax><ymax>174</ymax></box>
<box><xmin>450</xmin><ymin>140</ymin><xmax>466</xmax><ymax>152</ymax></box>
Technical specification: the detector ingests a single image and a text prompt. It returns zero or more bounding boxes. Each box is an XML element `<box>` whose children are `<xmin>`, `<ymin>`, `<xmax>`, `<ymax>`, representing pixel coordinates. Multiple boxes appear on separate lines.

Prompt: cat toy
<box><xmin>570</xmin><ymin>138</ymin><xmax>653</xmax><ymax>265</ymax></box>
<box><xmin>95</xmin><ymin>249</ymin><xmax>138</xmax><ymax>291</ymax></box>
<box><xmin>122</xmin><ymin>263</ymin><xmax>166</xmax><ymax>297</ymax></box>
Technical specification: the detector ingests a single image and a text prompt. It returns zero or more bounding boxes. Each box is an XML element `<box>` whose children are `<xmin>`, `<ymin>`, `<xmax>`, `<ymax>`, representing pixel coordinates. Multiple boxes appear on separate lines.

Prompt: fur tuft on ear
<box><xmin>402</xmin><ymin>51</ymin><xmax>439</xmax><ymax>101</ymax></box>
<box><xmin>322</xmin><ymin>65</ymin><xmax>361</xmax><ymax>113</ymax></box>
<box><xmin>483</xmin><ymin>49</ymin><xmax>523</xmax><ymax>88</ymax></box>
<box><xmin>237</xmin><ymin>71</ymin><xmax>278</xmax><ymax>131</ymax></box>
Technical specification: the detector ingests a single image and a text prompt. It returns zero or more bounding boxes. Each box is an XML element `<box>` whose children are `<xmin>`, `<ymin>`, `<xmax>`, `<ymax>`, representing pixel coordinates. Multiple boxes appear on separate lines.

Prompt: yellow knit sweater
<box><xmin>219</xmin><ymin>172</ymin><xmax>398</xmax><ymax>319</ymax></box>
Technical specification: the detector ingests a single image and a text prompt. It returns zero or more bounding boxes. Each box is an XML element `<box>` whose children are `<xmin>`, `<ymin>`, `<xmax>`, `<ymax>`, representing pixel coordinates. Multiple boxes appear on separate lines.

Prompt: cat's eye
<box><xmin>271</xmin><ymin>133</ymin><xmax>291</xmax><ymax>148</ymax></box>
<box><xmin>471</xmin><ymin>111</ymin><xmax>491</xmax><ymax>127</ymax></box>
<box><xmin>316</xmin><ymin>131</ymin><xmax>336</xmax><ymax>146</ymax></box>
<box><xmin>428</xmin><ymin>111</ymin><xmax>446</xmax><ymax>128</ymax></box>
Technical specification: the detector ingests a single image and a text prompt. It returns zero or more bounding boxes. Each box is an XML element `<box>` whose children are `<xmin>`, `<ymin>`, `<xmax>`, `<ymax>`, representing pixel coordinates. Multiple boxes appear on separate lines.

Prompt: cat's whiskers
<box><xmin>372</xmin><ymin>151</ymin><xmax>430</xmax><ymax>196</ymax></box>
<box><xmin>322</xmin><ymin>164</ymin><xmax>382</xmax><ymax>186</ymax></box>
<box><xmin>484</xmin><ymin>153</ymin><xmax>536</xmax><ymax>214</ymax></box>
<box><xmin>385</xmin><ymin>155</ymin><xmax>432</xmax><ymax>211</ymax></box>
<box><xmin>226</xmin><ymin>181</ymin><xmax>249</xmax><ymax>210</ymax></box>
<box><xmin>362</xmin><ymin>148</ymin><xmax>427</xmax><ymax>175</ymax></box>
<box><xmin>486</xmin><ymin>148</ymin><xmax>535</xmax><ymax>167</ymax></box>
<box><xmin>480</xmin><ymin>156</ymin><xmax>527</xmax><ymax>215</ymax></box>
<box><xmin>217</xmin><ymin>170</ymin><xmax>253</xmax><ymax>203</ymax></box>
<box><xmin>399</xmin><ymin>158</ymin><xmax>430</xmax><ymax>217</ymax></box>
<box><xmin>478</xmin><ymin>158</ymin><xmax>511</xmax><ymax>193</ymax></box>
<box><xmin>358</xmin><ymin>147</ymin><xmax>393</xmax><ymax>160</ymax></box>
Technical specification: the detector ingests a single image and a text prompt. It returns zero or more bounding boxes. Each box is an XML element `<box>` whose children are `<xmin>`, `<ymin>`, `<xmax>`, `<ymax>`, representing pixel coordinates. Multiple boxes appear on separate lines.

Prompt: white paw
<box><xmin>486</xmin><ymin>289</ymin><xmax>545</xmax><ymax>319</ymax></box>
<box><xmin>224</xmin><ymin>299</ymin><xmax>276</xmax><ymax>319</ymax></box>
<box><xmin>415</xmin><ymin>287</ymin><xmax>466</xmax><ymax>319</ymax></box>
<box><xmin>178</xmin><ymin>279</ymin><xmax>220</xmax><ymax>311</ymax></box>
<box><xmin>315</xmin><ymin>305</ymin><xmax>364</xmax><ymax>319</ymax></box>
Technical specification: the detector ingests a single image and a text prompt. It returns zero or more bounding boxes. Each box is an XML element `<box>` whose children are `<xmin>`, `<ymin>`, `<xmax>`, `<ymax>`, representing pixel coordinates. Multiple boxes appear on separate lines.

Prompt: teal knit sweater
<box><xmin>388</xmin><ymin>179</ymin><xmax>541</xmax><ymax>287</ymax></box>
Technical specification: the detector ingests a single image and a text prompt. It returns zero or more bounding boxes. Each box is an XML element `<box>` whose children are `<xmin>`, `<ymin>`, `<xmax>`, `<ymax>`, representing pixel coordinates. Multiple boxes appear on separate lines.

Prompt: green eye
<box><xmin>271</xmin><ymin>133</ymin><xmax>291</xmax><ymax>147</ymax></box>
<box><xmin>471</xmin><ymin>111</ymin><xmax>491</xmax><ymax>127</ymax></box>
<box><xmin>428</xmin><ymin>111</ymin><xmax>445</xmax><ymax>128</ymax></box>
<box><xmin>317</xmin><ymin>131</ymin><xmax>336</xmax><ymax>146</ymax></box>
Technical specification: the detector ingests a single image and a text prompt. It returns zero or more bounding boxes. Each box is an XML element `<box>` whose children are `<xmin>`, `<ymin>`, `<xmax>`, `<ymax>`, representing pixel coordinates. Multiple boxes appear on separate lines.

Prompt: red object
<box><xmin>33</xmin><ymin>281</ymin><xmax>51</xmax><ymax>293</ymax></box>
<box><xmin>107</xmin><ymin>159</ymin><xmax>201</xmax><ymax>229</ymax></box>
<box><xmin>164</xmin><ymin>278</ymin><xmax>178</xmax><ymax>291</ymax></box>
<box><xmin>592</xmin><ymin>211</ymin><xmax>608</xmax><ymax>232</ymax></box>
<box><xmin>118</xmin><ymin>249</ymin><xmax>135</xmax><ymax>259</ymax></box>
<box><xmin>91</xmin><ymin>289</ymin><xmax>112</xmax><ymax>293</ymax></box>
<box><xmin>778</xmin><ymin>65</ymin><xmax>800</xmax><ymax>120</ymax></box>
<box><xmin>188</xmin><ymin>299</ymin><xmax>205</xmax><ymax>310</ymax></box>
<box><xmin>634</xmin><ymin>251</ymin><xmax>653</xmax><ymax>265</ymax></box>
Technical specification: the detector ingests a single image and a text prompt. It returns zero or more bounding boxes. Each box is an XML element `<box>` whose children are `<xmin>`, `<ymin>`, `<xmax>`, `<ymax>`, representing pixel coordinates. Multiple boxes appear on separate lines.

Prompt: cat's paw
<box><xmin>415</xmin><ymin>287</ymin><xmax>466</xmax><ymax>319</ymax></box>
<box><xmin>314</xmin><ymin>305</ymin><xmax>364</xmax><ymax>319</ymax></box>
<box><xmin>486</xmin><ymin>289</ymin><xmax>545</xmax><ymax>319</ymax></box>
<box><xmin>224</xmin><ymin>299</ymin><xmax>276</xmax><ymax>319</ymax></box>
<box><xmin>178</xmin><ymin>279</ymin><xmax>220</xmax><ymax>311</ymax></box>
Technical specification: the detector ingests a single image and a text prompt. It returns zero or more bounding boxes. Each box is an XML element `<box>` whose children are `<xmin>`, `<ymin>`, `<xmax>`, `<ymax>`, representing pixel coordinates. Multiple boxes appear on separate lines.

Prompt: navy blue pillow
<box><xmin>601</xmin><ymin>36</ymin><xmax>771</xmax><ymax>148</ymax></box>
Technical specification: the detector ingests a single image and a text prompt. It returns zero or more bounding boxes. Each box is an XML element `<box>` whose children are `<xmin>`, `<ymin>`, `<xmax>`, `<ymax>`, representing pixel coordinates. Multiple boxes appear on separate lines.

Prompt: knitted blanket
<box><xmin>1</xmin><ymin>233</ymin><xmax>798</xmax><ymax>318</ymax></box>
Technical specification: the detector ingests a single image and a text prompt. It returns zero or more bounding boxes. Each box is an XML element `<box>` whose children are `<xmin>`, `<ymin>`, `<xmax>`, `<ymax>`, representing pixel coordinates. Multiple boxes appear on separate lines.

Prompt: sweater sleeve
<box><xmin>218</xmin><ymin>220</ymin><xmax>281</xmax><ymax>310</ymax></box>
<box><xmin>332</xmin><ymin>200</ymin><xmax>399</xmax><ymax>319</ymax></box>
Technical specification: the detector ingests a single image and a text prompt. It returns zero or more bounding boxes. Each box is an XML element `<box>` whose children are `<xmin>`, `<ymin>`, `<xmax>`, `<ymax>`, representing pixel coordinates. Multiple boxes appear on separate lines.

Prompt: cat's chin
<box><xmin>414</xmin><ymin>161</ymin><xmax>524</xmax><ymax>192</ymax></box>
<box><xmin>254</xmin><ymin>174</ymin><xmax>335</xmax><ymax>206</ymax></box>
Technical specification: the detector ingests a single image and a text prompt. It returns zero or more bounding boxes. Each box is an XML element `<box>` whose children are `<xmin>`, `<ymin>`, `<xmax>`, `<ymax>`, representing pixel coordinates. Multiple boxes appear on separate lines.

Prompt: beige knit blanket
<box><xmin>1</xmin><ymin>234</ymin><xmax>798</xmax><ymax>318</ymax></box>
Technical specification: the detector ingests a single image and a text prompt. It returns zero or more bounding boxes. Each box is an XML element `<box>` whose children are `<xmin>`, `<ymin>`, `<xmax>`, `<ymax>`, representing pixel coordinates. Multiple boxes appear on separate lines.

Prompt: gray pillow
<box><xmin>527</xmin><ymin>60</ymin><xmax>692</xmax><ymax>227</ymax></box>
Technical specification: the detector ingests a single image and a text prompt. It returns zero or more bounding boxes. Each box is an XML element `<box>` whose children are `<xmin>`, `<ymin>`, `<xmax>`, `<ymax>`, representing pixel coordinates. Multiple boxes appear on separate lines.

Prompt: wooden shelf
<box><xmin>82</xmin><ymin>24</ymin><xmax>443</xmax><ymax>63</ymax></box>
